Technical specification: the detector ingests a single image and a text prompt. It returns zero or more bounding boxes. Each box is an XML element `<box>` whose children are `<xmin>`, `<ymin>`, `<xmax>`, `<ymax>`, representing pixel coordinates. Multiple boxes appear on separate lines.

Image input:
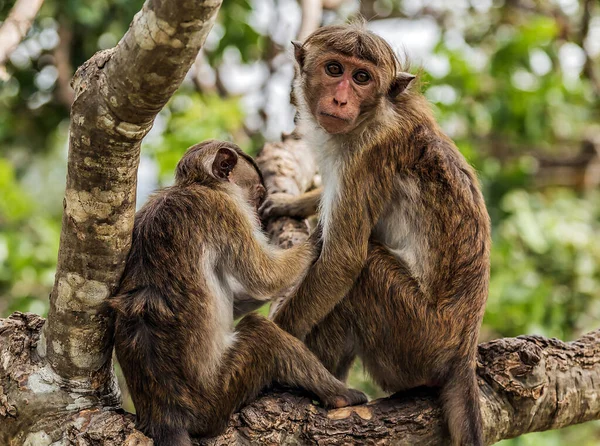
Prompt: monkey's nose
<box><xmin>333</xmin><ymin>97</ymin><xmax>347</xmax><ymax>107</ymax></box>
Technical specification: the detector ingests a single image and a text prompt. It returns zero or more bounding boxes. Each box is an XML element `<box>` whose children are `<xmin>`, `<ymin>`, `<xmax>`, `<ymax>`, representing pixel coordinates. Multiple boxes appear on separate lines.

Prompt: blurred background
<box><xmin>0</xmin><ymin>0</ymin><xmax>599</xmax><ymax>443</ymax></box>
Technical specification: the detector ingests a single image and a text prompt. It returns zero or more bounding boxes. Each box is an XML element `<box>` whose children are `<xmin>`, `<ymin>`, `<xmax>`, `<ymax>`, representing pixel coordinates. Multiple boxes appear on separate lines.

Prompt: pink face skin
<box><xmin>307</xmin><ymin>53</ymin><xmax>382</xmax><ymax>134</ymax></box>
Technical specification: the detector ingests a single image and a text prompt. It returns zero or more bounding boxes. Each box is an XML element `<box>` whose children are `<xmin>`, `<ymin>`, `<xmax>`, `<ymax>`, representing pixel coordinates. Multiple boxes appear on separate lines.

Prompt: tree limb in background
<box><xmin>256</xmin><ymin>135</ymin><xmax>317</xmax><ymax>317</ymax></box>
<box><xmin>53</xmin><ymin>23</ymin><xmax>75</xmax><ymax>108</ymax></box>
<box><xmin>298</xmin><ymin>0</ymin><xmax>323</xmax><ymax>41</ymax></box>
<box><xmin>0</xmin><ymin>0</ymin><xmax>45</xmax><ymax>80</ymax></box>
<box><xmin>257</xmin><ymin>134</ymin><xmax>317</xmax><ymax>246</ymax></box>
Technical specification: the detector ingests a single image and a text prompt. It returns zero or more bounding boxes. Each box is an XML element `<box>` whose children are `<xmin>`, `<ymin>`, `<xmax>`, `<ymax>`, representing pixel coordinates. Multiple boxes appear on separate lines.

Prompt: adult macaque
<box><xmin>262</xmin><ymin>23</ymin><xmax>491</xmax><ymax>446</ymax></box>
<box><xmin>108</xmin><ymin>140</ymin><xmax>366</xmax><ymax>446</ymax></box>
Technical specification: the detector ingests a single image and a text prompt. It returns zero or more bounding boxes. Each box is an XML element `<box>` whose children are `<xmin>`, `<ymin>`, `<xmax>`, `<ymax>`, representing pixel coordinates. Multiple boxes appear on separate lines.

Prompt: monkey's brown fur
<box><xmin>108</xmin><ymin>140</ymin><xmax>367</xmax><ymax>446</ymax></box>
<box><xmin>263</xmin><ymin>23</ymin><xmax>491</xmax><ymax>446</ymax></box>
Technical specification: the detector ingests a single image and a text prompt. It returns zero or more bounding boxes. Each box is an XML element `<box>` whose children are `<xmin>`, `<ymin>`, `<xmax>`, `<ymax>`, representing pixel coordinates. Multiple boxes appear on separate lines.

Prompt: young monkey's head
<box><xmin>293</xmin><ymin>21</ymin><xmax>415</xmax><ymax>134</ymax></box>
<box><xmin>175</xmin><ymin>140</ymin><xmax>267</xmax><ymax>211</ymax></box>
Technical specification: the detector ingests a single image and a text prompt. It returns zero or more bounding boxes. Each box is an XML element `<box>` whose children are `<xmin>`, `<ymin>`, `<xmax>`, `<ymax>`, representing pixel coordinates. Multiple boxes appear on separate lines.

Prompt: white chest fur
<box><xmin>372</xmin><ymin>175</ymin><xmax>430</xmax><ymax>285</ymax></box>
<box><xmin>301</xmin><ymin>121</ymin><xmax>343</xmax><ymax>241</ymax></box>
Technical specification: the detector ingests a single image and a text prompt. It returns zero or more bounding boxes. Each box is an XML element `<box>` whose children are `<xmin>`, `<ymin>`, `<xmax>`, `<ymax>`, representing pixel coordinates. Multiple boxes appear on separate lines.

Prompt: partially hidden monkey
<box><xmin>108</xmin><ymin>140</ymin><xmax>367</xmax><ymax>446</ymax></box>
<box><xmin>261</xmin><ymin>23</ymin><xmax>491</xmax><ymax>446</ymax></box>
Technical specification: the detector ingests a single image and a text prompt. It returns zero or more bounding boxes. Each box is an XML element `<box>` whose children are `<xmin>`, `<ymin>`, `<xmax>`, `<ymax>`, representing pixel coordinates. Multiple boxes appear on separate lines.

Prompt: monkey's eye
<box><xmin>353</xmin><ymin>70</ymin><xmax>371</xmax><ymax>84</ymax></box>
<box><xmin>325</xmin><ymin>62</ymin><xmax>343</xmax><ymax>77</ymax></box>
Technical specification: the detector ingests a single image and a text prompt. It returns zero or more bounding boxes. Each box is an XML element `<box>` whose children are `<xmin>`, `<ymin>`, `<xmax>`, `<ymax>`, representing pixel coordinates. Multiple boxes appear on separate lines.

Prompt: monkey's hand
<box><xmin>259</xmin><ymin>193</ymin><xmax>299</xmax><ymax>220</ymax></box>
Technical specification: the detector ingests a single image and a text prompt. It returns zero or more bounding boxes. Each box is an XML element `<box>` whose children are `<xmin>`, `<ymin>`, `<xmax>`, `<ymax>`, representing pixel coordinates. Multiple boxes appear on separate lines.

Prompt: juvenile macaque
<box><xmin>108</xmin><ymin>140</ymin><xmax>366</xmax><ymax>446</ymax></box>
<box><xmin>262</xmin><ymin>23</ymin><xmax>491</xmax><ymax>446</ymax></box>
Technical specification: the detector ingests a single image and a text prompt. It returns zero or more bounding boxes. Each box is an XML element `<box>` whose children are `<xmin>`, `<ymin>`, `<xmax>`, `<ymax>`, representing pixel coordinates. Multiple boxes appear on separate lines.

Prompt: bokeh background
<box><xmin>1</xmin><ymin>0</ymin><xmax>599</xmax><ymax>443</ymax></box>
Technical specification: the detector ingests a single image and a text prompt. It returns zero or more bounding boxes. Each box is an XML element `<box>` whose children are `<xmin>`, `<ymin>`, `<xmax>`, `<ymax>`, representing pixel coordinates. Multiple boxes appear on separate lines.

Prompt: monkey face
<box><xmin>305</xmin><ymin>53</ymin><xmax>381</xmax><ymax>134</ymax></box>
<box><xmin>292</xmin><ymin>26</ymin><xmax>416</xmax><ymax>136</ymax></box>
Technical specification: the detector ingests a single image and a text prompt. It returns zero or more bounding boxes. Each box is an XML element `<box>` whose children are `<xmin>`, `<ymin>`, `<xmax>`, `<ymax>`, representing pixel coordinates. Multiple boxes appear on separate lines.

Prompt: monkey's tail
<box><xmin>440</xmin><ymin>362</ymin><xmax>483</xmax><ymax>446</ymax></box>
<box><xmin>151</xmin><ymin>426</ymin><xmax>192</xmax><ymax>446</ymax></box>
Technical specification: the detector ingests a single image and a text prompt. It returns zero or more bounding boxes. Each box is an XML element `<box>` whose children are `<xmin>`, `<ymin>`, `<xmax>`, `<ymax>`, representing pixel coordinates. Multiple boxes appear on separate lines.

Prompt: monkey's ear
<box><xmin>291</xmin><ymin>41</ymin><xmax>305</xmax><ymax>68</ymax></box>
<box><xmin>212</xmin><ymin>147</ymin><xmax>239</xmax><ymax>181</ymax></box>
<box><xmin>388</xmin><ymin>72</ymin><xmax>416</xmax><ymax>99</ymax></box>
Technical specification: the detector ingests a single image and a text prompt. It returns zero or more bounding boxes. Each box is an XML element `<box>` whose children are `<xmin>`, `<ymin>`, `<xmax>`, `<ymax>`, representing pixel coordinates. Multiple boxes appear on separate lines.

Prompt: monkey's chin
<box><xmin>317</xmin><ymin>115</ymin><xmax>355</xmax><ymax>135</ymax></box>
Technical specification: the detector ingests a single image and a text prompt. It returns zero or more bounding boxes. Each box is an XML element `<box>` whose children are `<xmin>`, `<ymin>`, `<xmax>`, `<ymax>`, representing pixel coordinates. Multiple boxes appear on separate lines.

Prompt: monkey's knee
<box><xmin>234</xmin><ymin>313</ymin><xmax>289</xmax><ymax>352</ymax></box>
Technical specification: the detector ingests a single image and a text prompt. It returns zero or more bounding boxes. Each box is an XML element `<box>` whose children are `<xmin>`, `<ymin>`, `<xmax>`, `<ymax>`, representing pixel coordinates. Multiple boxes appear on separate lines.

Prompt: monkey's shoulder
<box><xmin>135</xmin><ymin>184</ymin><xmax>237</xmax><ymax>229</ymax></box>
<box><xmin>409</xmin><ymin>132</ymin><xmax>473</xmax><ymax>178</ymax></box>
<box><xmin>406</xmin><ymin>132</ymin><xmax>486</xmax><ymax>210</ymax></box>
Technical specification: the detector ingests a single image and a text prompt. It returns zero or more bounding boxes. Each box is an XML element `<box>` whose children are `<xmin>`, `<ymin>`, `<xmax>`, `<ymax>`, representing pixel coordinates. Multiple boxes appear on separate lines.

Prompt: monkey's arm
<box><xmin>217</xmin><ymin>198</ymin><xmax>316</xmax><ymax>299</ymax></box>
<box><xmin>260</xmin><ymin>187</ymin><xmax>321</xmax><ymax>219</ymax></box>
<box><xmin>272</xmin><ymin>167</ymin><xmax>390</xmax><ymax>339</ymax></box>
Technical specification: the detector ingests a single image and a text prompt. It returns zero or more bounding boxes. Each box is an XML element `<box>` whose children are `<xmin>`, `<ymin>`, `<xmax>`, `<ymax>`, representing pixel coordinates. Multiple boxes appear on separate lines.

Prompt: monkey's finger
<box><xmin>259</xmin><ymin>201</ymin><xmax>282</xmax><ymax>219</ymax></box>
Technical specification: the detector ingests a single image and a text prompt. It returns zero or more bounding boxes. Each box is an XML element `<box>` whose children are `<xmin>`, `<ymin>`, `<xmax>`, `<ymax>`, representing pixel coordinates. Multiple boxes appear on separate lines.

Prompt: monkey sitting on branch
<box><xmin>108</xmin><ymin>140</ymin><xmax>367</xmax><ymax>446</ymax></box>
<box><xmin>261</xmin><ymin>23</ymin><xmax>491</xmax><ymax>446</ymax></box>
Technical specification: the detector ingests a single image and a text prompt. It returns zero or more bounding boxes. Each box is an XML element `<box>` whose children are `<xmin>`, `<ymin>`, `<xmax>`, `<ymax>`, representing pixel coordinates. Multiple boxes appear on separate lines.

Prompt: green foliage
<box><xmin>497</xmin><ymin>420</ymin><xmax>600</xmax><ymax>446</ymax></box>
<box><xmin>486</xmin><ymin>190</ymin><xmax>600</xmax><ymax>340</ymax></box>
<box><xmin>428</xmin><ymin>12</ymin><xmax>598</xmax><ymax>147</ymax></box>
<box><xmin>207</xmin><ymin>0</ymin><xmax>265</xmax><ymax>64</ymax></box>
<box><xmin>0</xmin><ymin>159</ymin><xmax>59</xmax><ymax>316</ymax></box>
<box><xmin>144</xmin><ymin>92</ymin><xmax>246</xmax><ymax>183</ymax></box>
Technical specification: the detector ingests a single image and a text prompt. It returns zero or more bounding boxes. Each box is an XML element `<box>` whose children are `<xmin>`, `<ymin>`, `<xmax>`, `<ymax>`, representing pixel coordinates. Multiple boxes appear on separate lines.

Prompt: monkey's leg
<box><xmin>198</xmin><ymin>313</ymin><xmax>367</xmax><ymax>437</ymax></box>
<box><xmin>307</xmin><ymin>244</ymin><xmax>483</xmax><ymax>446</ymax></box>
<box><xmin>302</xmin><ymin>242</ymin><xmax>418</xmax><ymax>384</ymax></box>
<box><xmin>354</xmin><ymin>244</ymin><xmax>483</xmax><ymax>446</ymax></box>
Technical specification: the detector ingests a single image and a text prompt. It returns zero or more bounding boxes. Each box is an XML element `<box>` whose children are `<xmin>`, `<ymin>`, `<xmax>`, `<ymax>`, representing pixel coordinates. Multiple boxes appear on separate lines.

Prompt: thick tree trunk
<box><xmin>45</xmin><ymin>0</ymin><xmax>222</xmax><ymax>382</ymax></box>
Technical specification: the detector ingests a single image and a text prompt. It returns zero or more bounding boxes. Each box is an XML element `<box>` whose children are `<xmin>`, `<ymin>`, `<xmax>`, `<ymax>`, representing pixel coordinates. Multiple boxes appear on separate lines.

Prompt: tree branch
<box><xmin>2</xmin><ymin>312</ymin><xmax>598</xmax><ymax>445</ymax></box>
<box><xmin>197</xmin><ymin>330</ymin><xmax>600</xmax><ymax>445</ymax></box>
<box><xmin>0</xmin><ymin>0</ymin><xmax>45</xmax><ymax>80</ymax></box>
<box><xmin>297</xmin><ymin>0</ymin><xmax>323</xmax><ymax>41</ymax></box>
<box><xmin>53</xmin><ymin>23</ymin><xmax>75</xmax><ymax>108</ymax></box>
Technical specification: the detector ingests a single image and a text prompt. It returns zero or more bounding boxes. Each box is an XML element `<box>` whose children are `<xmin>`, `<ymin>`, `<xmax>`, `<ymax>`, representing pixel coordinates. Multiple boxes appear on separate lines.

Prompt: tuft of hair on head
<box><xmin>345</xmin><ymin>14</ymin><xmax>368</xmax><ymax>30</ymax></box>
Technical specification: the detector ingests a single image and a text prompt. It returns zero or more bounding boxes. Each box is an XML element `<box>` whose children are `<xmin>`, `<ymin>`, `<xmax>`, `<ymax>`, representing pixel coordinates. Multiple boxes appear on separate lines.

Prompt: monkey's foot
<box><xmin>329</xmin><ymin>388</ymin><xmax>368</xmax><ymax>408</ymax></box>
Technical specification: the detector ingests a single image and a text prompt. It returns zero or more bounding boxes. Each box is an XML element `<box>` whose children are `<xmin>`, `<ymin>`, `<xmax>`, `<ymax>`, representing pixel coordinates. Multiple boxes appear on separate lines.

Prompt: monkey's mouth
<box><xmin>319</xmin><ymin>112</ymin><xmax>351</xmax><ymax>123</ymax></box>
